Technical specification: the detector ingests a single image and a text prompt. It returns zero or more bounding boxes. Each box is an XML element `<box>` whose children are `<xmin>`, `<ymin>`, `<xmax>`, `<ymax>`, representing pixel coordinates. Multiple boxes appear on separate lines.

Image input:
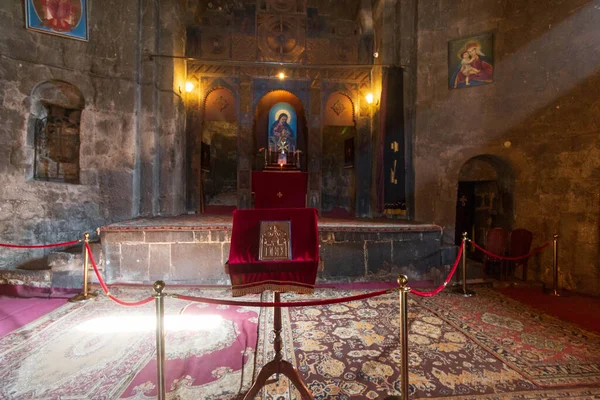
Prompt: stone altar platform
<box><xmin>100</xmin><ymin>214</ymin><xmax>451</xmax><ymax>285</ymax></box>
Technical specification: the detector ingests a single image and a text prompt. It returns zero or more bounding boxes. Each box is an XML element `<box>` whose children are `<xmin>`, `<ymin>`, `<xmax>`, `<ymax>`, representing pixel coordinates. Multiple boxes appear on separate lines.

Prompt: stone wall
<box><xmin>321</xmin><ymin>126</ymin><xmax>356</xmax><ymax>214</ymax></box>
<box><xmin>101</xmin><ymin>225</ymin><xmax>445</xmax><ymax>285</ymax></box>
<box><xmin>413</xmin><ymin>0</ymin><xmax>600</xmax><ymax>293</ymax></box>
<box><xmin>0</xmin><ymin>1</ymin><xmax>186</xmax><ymax>269</ymax></box>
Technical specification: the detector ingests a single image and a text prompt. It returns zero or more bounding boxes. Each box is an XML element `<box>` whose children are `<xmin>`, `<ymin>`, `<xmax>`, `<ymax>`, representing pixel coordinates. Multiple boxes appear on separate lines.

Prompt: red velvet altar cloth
<box><xmin>227</xmin><ymin>208</ymin><xmax>319</xmax><ymax>297</ymax></box>
<box><xmin>252</xmin><ymin>171</ymin><xmax>308</xmax><ymax>209</ymax></box>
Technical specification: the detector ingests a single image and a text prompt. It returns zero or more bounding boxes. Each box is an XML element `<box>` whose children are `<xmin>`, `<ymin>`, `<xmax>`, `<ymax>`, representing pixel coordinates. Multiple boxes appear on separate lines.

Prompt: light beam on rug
<box><xmin>76</xmin><ymin>314</ymin><xmax>224</xmax><ymax>333</ymax></box>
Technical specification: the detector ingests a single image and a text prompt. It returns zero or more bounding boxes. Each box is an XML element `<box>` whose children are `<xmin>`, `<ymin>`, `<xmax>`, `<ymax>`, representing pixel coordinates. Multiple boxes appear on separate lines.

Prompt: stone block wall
<box><xmin>411</xmin><ymin>0</ymin><xmax>600</xmax><ymax>294</ymax></box>
<box><xmin>0</xmin><ymin>1</ymin><xmax>187</xmax><ymax>270</ymax></box>
<box><xmin>319</xmin><ymin>230</ymin><xmax>446</xmax><ymax>283</ymax></box>
<box><xmin>102</xmin><ymin>230</ymin><xmax>231</xmax><ymax>284</ymax></box>
<box><xmin>102</xmin><ymin>227</ymin><xmax>446</xmax><ymax>285</ymax></box>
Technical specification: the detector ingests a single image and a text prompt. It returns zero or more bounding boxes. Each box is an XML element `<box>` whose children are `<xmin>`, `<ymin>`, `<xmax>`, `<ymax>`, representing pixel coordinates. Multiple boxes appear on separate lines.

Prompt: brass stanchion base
<box><xmin>543</xmin><ymin>288</ymin><xmax>565</xmax><ymax>297</ymax></box>
<box><xmin>542</xmin><ymin>284</ymin><xmax>567</xmax><ymax>297</ymax></box>
<box><xmin>453</xmin><ymin>287</ymin><xmax>476</xmax><ymax>297</ymax></box>
<box><xmin>68</xmin><ymin>291</ymin><xmax>98</xmax><ymax>303</ymax></box>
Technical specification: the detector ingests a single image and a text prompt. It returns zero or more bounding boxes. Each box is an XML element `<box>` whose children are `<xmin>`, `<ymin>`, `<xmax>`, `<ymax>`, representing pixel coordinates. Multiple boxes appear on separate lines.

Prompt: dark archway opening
<box><xmin>455</xmin><ymin>155</ymin><xmax>514</xmax><ymax>270</ymax></box>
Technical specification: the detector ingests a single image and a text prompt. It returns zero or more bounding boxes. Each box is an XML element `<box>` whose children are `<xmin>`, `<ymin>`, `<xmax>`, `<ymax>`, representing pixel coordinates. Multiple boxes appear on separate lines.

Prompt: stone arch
<box><xmin>28</xmin><ymin>80</ymin><xmax>85</xmax><ymax>184</ymax></box>
<box><xmin>455</xmin><ymin>154</ymin><xmax>514</xmax><ymax>251</ymax></box>
<box><xmin>199</xmin><ymin>86</ymin><xmax>239</xmax><ymax>210</ymax></box>
<box><xmin>323</xmin><ymin>91</ymin><xmax>356</xmax><ymax>127</ymax></box>
<box><xmin>322</xmin><ymin>91</ymin><xmax>357</xmax><ymax>217</ymax></box>
<box><xmin>202</xmin><ymin>84</ymin><xmax>239</xmax><ymax>122</ymax></box>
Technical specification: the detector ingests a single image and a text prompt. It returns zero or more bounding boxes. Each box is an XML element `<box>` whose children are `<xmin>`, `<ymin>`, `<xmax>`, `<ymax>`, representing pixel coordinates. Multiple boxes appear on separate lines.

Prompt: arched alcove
<box><xmin>201</xmin><ymin>87</ymin><xmax>238</xmax><ymax>209</ymax></box>
<box><xmin>455</xmin><ymin>155</ymin><xmax>514</xmax><ymax>252</ymax></box>
<box><xmin>322</xmin><ymin>92</ymin><xmax>357</xmax><ymax>217</ymax></box>
<box><xmin>28</xmin><ymin>80</ymin><xmax>85</xmax><ymax>184</ymax></box>
<box><xmin>253</xmin><ymin>90</ymin><xmax>307</xmax><ymax>171</ymax></box>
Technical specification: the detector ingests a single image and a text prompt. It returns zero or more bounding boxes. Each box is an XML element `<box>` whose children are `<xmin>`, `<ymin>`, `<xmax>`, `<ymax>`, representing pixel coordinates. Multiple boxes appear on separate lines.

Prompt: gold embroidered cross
<box><xmin>459</xmin><ymin>195</ymin><xmax>468</xmax><ymax>206</ymax></box>
<box><xmin>277</xmin><ymin>192</ymin><xmax>283</xmax><ymax>198</ymax></box>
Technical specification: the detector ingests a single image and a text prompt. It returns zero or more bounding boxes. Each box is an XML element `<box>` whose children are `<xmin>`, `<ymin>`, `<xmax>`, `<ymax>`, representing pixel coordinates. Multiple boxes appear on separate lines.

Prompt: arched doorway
<box><xmin>200</xmin><ymin>87</ymin><xmax>238</xmax><ymax>212</ymax></box>
<box><xmin>321</xmin><ymin>92</ymin><xmax>357</xmax><ymax>217</ymax></box>
<box><xmin>455</xmin><ymin>155</ymin><xmax>514</xmax><ymax>257</ymax></box>
<box><xmin>253</xmin><ymin>90</ymin><xmax>307</xmax><ymax>171</ymax></box>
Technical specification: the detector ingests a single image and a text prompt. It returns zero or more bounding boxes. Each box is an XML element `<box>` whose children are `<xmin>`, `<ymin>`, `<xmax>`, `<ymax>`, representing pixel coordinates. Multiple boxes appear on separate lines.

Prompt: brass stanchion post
<box><xmin>454</xmin><ymin>232</ymin><xmax>475</xmax><ymax>297</ymax></box>
<box><xmin>69</xmin><ymin>233</ymin><xmax>98</xmax><ymax>303</ymax></box>
<box><xmin>398</xmin><ymin>275</ymin><xmax>411</xmax><ymax>399</ymax></box>
<box><xmin>551</xmin><ymin>234</ymin><xmax>560</xmax><ymax>296</ymax></box>
<box><xmin>154</xmin><ymin>281</ymin><xmax>167</xmax><ymax>400</ymax></box>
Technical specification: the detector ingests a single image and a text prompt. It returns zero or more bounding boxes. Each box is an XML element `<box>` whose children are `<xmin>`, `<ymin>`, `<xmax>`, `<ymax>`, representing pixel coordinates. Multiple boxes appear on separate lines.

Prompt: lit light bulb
<box><xmin>365</xmin><ymin>93</ymin><xmax>374</xmax><ymax>104</ymax></box>
<box><xmin>185</xmin><ymin>82</ymin><xmax>194</xmax><ymax>92</ymax></box>
<box><xmin>278</xmin><ymin>72</ymin><xmax>285</xmax><ymax>80</ymax></box>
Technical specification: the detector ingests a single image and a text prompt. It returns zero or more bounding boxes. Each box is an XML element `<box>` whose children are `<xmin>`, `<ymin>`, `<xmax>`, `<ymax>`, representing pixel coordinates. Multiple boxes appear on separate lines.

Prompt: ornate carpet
<box><xmin>418</xmin><ymin>288</ymin><xmax>600</xmax><ymax>387</ymax></box>
<box><xmin>1</xmin><ymin>286</ymin><xmax>600</xmax><ymax>399</ymax></box>
<box><xmin>0</xmin><ymin>286</ymin><xmax>261</xmax><ymax>400</ymax></box>
<box><xmin>256</xmin><ymin>289</ymin><xmax>600</xmax><ymax>399</ymax></box>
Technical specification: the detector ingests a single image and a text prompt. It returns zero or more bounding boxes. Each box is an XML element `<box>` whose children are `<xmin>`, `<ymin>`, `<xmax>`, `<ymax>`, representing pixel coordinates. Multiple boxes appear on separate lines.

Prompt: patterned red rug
<box><xmin>254</xmin><ymin>288</ymin><xmax>600</xmax><ymax>399</ymax></box>
<box><xmin>2</xmin><ymin>286</ymin><xmax>600</xmax><ymax>399</ymax></box>
<box><xmin>418</xmin><ymin>287</ymin><xmax>600</xmax><ymax>387</ymax></box>
<box><xmin>0</xmin><ymin>286</ymin><xmax>261</xmax><ymax>400</ymax></box>
<box><xmin>119</xmin><ymin>300</ymin><xmax>259</xmax><ymax>399</ymax></box>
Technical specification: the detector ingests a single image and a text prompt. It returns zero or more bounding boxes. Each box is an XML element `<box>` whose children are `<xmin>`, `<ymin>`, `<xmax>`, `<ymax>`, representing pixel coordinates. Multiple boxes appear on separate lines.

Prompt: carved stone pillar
<box><xmin>238</xmin><ymin>76</ymin><xmax>253</xmax><ymax>209</ymax></box>
<box><xmin>307</xmin><ymin>78</ymin><xmax>323</xmax><ymax>211</ymax></box>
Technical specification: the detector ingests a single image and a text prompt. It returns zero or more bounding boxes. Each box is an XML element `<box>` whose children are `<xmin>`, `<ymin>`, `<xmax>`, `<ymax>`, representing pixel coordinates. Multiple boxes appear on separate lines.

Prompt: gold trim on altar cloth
<box><xmin>259</xmin><ymin>221</ymin><xmax>292</xmax><ymax>261</ymax></box>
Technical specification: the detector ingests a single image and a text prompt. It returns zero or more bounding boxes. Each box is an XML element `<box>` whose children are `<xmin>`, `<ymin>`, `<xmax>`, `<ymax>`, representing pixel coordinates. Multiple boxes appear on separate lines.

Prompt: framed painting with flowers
<box><xmin>25</xmin><ymin>0</ymin><xmax>88</xmax><ymax>41</ymax></box>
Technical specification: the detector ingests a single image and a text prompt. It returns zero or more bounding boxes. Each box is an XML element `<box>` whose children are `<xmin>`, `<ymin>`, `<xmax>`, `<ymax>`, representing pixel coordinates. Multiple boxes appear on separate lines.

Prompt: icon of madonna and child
<box><xmin>268</xmin><ymin>102</ymin><xmax>298</xmax><ymax>167</ymax></box>
<box><xmin>449</xmin><ymin>34</ymin><xmax>494</xmax><ymax>90</ymax></box>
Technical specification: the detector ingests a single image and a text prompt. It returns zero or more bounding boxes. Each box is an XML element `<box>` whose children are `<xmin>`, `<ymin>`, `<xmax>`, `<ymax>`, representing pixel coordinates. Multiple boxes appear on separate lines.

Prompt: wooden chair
<box><xmin>482</xmin><ymin>227</ymin><xmax>508</xmax><ymax>280</ymax></box>
<box><xmin>508</xmin><ymin>228</ymin><xmax>533</xmax><ymax>281</ymax></box>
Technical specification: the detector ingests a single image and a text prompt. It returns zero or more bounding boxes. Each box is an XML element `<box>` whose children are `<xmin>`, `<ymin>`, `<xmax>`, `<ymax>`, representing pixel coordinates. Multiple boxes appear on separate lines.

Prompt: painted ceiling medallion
<box><xmin>258</xmin><ymin>14</ymin><xmax>305</xmax><ymax>62</ymax></box>
<box><xmin>268</xmin><ymin>0</ymin><xmax>296</xmax><ymax>13</ymax></box>
<box><xmin>209</xmin><ymin>35</ymin><xmax>226</xmax><ymax>54</ymax></box>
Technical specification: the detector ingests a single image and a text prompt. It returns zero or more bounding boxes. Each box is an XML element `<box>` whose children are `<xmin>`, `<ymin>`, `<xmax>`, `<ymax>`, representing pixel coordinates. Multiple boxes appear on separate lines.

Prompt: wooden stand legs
<box><xmin>243</xmin><ymin>292</ymin><xmax>313</xmax><ymax>399</ymax></box>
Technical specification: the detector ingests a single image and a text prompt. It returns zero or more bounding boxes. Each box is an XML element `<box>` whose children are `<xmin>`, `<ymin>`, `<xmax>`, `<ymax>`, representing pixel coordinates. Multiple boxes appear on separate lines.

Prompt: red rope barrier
<box><xmin>471</xmin><ymin>241</ymin><xmax>551</xmax><ymax>261</ymax></box>
<box><xmin>0</xmin><ymin>239</ymin><xmax>80</xmax><ymax>249</ymax></box>
<box><xmin>85</xmin><ymin>244</ymin><xmax>154</xmax><ymax>307</ymax></box>
<box><xmin>108</xmin><ymin>294</ymin><xmax>154</xmax><ymax>307</ymax></box>
<box><xmin>411</xmin><ymin>244</ymin><xmax>464</xmax><ymax>297</ymax></box>
<box><xmin>173</xmin><ymin>288</ymin><xmax>394</xmax><ymax>308</ymax></box>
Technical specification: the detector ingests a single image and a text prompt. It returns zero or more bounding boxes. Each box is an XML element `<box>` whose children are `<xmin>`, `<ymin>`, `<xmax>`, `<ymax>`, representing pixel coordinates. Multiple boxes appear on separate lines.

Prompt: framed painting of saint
<box><xmin>25</xmin><ymin>0</ymin><xmax>89</xmax><ymax>41</ymax></box>
<box><xmin>268</xmin><ymin>102</ymin><xmax>297</xmax><ymax>158</ymax></box>
<box><xmin>448</xmin><ymin>33</ymin><xmax>494</xmax><ymax>89</ymax></box>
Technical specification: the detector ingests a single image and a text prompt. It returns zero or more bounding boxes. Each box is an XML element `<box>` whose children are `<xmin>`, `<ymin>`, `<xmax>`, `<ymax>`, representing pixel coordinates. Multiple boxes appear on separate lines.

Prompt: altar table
<box><xmin>252</xmin><ymin>171</ymin><xmax>308</xmax><ymax>209</ymax></box>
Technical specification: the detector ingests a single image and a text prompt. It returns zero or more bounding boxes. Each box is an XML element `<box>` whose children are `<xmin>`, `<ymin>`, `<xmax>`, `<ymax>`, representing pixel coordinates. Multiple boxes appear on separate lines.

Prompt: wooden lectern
<box><xmin>227</xmin><ymin>208</ymin><xmax>319</xmax><ymax>399</ymax></box>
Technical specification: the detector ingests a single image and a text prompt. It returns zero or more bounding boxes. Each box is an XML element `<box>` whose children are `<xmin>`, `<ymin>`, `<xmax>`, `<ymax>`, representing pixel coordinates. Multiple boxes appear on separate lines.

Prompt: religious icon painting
<box><xmin>344</xmin><ymin>137</ymin><xmax>354</xmax><ymax>168</ymax></box>
<box><xmin>448</xmin><ymin>32</ymin><xmax>494</xmax><ymax>89</ymax></box>
<box><xmin>25</xmin><ymin>0</ymin><xmax>89</xmax><ymax>41</ymax></box>
<box><xmin>268</xmin><ymin>102</ymin><xmax>297</xmax><ymax>155</ymax></box>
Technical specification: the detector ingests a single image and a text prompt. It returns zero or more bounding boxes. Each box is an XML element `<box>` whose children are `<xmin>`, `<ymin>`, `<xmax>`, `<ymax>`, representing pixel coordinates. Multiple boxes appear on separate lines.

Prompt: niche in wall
<box><xmin>30</xmin><ymin>81</ymin><xmax>85</xmax><ymax>184</ymax></box>
<box><xmin>321</xmin><ymin>92</ymin><xmax>356</xmax><ymax>216</ymax></box>
<box><xmin>201</xmin><ymin>87</ymin><xmax>238</xmax><ymax>207</ymax></box>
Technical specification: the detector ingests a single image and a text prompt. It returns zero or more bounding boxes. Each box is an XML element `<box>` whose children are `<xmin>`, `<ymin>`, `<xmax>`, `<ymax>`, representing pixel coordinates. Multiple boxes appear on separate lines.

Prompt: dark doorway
<box><xmin>455</xmin><ymin>181</ymin><xmax>475</xmax><ymax>247</ymax></box>
<box><xmin>456</xmin><ymin>155</ymin><xmax>514</xmax><ymax>265</ymax></box>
